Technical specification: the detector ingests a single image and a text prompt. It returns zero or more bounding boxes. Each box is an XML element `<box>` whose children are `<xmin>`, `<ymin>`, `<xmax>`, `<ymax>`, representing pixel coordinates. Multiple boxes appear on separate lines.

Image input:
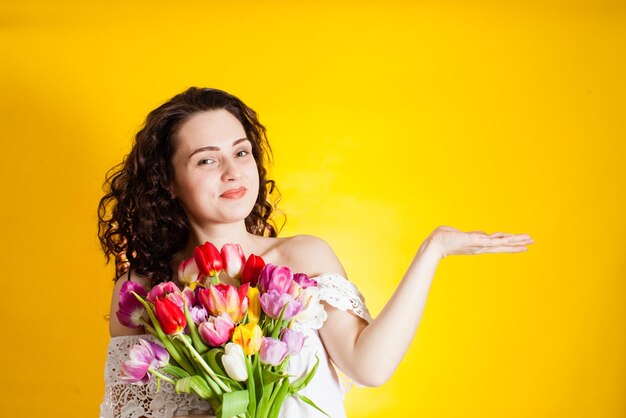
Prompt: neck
<box><xmin>179</xmin><ymin>219</ymin><xmax>258</xmax><ymax>260</ymax></box>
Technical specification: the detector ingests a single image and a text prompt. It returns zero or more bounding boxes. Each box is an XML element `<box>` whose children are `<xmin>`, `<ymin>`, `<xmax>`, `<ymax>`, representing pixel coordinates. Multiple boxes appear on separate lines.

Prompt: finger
<box><xmin>507</xmin><ymin>234</ymin><xmax>534</xmax><ymax>243</ymax></box>
<box><xmin>476</xmin><ymin>245</ymin><xmax>528</xmax><ymax>254</ymax></box>
<box><xmin>488</xmin><ymin>232</ymin><xmax>513</xmax><ymax>237</ymax></box>
<box><xmin>476</xmin><ymin>235</ymin><xmax>532</xmax><ymax>246</ymax></box>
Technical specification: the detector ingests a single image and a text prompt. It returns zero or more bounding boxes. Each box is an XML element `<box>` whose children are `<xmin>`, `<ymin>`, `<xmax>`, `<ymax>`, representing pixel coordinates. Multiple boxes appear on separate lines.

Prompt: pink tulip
<box><xmin>259</xmin><ymin>337</ymin><xmax>289</xmax><ymax>366</ymax></box>
<box><xmin>197</xmin><ymin>283</ymin><xmax>250</xmax><ymax>323</ymax></box>
<box><xmin>190</xmin><ymin>306</ymin><xmax>208</xmax><ymax>324</ymax></box>
<box><xmin>165</xmin><ymin>292</ymin><xmax>187</xmax><ymax>312</ymax></box>
<box><xmin>146</xmin><ymin>281</ymin><xmax>180</xmax><ymax>303</ymax></box>
<box><xmin>221</xmin><ymin>243</ymin><xmax>246</xmax><ymax>281</ymax></box>
<box><xmin>182</xmin><ymin>286</ymin><xmax>196</xmax><ymax>308</ymax></box>
<box><xmin>258</xmin><ymin>264</ymin><xmax>294</xmax><ymax>295</ymax></box>
<box><xmin>293</xmin><ymin>272</ymin><xmax>318</xmax><ymax>289</ymax></box>
<box><xmin>198</xmin><ymin>313</ymin><xmax>236</xmax><ymax>347</ymax></box>
<box><xmin>280</xmin><ymin>328</ymin><xmax>306</xmax><ymax>355</ymax></box>
<box><xmin>116</xmin><ymin>281</ymin><xmax>148</xmax><ymax>329</ymax></box>
<box><xmin>259</xmin><ymin>290</ymin><xmax>303</xmax><ymax>320</ymax></box>
<box><xmin>121</xmin><ymin>339</ymin><xmax>169</xmax><ymax>383</ymax></box>
<box><xmin>287</xmin><ymin>280</ymin><xmax>304</xmax><ymax>301</ymax></box>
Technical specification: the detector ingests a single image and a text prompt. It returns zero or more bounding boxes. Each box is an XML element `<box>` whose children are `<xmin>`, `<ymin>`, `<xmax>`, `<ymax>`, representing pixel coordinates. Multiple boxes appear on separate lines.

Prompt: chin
<box><xmin>225</xmin><ymin>204</ymin><xmax>256</xmax><ymax>220</ymax></box>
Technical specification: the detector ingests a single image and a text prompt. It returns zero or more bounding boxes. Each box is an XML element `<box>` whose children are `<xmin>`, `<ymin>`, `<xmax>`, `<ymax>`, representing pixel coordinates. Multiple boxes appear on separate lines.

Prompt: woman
<box><xmin>98</xmin><ymin>87</ymin><xmax>534</xmax><ymax>417</ymax></box>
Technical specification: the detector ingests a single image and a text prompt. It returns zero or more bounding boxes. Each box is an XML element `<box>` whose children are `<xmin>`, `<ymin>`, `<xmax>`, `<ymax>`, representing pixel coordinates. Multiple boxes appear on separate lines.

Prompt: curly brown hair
<box><xmin>97</xmin><ymin>87</ymin><xmax>285</xmax><ymax>286</ymax></box>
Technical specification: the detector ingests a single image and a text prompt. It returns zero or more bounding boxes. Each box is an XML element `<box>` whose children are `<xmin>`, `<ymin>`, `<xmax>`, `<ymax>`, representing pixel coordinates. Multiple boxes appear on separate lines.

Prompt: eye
<box><xmin>197</xmin><ymin>158</ymin><xmax>215</xmax><ymax>166</ymax></box>
<box><xmin>236</xmin><ymin>150</ymin><xmax>250</xmax><ymax>158</ymax></box>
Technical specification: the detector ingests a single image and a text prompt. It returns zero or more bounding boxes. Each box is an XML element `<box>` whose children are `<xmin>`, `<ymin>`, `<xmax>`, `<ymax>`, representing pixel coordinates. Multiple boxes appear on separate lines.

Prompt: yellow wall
<box><xmin>0</xmin><ymin>0</ymin><xmax>624</xmax><ymax>416</ymax></box>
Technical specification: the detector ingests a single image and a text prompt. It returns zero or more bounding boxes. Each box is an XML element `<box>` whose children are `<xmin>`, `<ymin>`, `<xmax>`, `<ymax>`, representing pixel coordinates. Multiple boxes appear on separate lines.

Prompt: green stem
<box><xmin>174</xmin><ymin>333</ymin><xmax>231</xmax><ymax>393</ymax></box>
<box><xmin>267</xmin><ymin>380</ymin><xmax>282</xmax><ymax>407</ymax></box>
<box><xmin>149</xmin><ymin>368</ymin><xmax>176</xmax><ymax>385</ymax></box>
<box><xmin>270</xmin><ymin>304</ymin><xmax>289</xmax><ymax>339</ymax></box>
<box><xmin>140</xmin><ymin>318</ymin><xmax>157</xmax><ymax>336</ymax></box>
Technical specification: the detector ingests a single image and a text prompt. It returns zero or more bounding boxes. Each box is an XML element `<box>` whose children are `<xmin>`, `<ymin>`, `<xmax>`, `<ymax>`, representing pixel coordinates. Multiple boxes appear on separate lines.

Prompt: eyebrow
<box><xmin>188</xmin><ymin>137</ymin><xmax>249</xmax><ymax>159</ymax></box>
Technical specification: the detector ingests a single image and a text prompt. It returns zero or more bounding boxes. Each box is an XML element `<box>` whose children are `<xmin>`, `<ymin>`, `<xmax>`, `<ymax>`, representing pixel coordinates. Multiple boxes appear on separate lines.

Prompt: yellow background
<box><xmin>0</xmin><ymin>0</ymin><xmax>624</xmax><ymax>416</ymax></box>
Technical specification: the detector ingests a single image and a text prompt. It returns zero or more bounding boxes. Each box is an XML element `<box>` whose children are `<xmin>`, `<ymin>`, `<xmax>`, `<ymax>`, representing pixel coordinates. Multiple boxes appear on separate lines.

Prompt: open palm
<box><xmin>429</xmin><ymin>226</ymin><xmax>534</xmax><ymax>259</ymax></box>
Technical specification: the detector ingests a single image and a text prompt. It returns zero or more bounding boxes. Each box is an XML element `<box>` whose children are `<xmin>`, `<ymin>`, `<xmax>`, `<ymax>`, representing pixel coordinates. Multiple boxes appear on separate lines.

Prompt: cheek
<box><xmin>179</xmin><ymin>173</ymin><xmax>218</xmax><ymax>199</ymax></box>
<box><xmin>248</xmin><ymin>170</ymin><xmax>260</xmax><ymax>196</ymax></box>
<box><xmin>246</xmin><ymin>159</ymin><xmax>260</xmax><ymax>180</ymax></box>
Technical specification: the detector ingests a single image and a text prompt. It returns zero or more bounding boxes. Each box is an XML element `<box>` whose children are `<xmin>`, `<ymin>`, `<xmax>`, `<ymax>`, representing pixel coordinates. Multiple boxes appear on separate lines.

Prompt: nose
<box><xmin>221</xmin><ymin>158</ymin><xmax>242</xmax><ymax>182</ymax></box>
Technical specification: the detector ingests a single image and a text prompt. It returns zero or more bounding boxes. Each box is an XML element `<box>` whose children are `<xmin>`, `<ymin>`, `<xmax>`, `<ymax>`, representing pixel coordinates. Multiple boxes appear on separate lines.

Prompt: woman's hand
<box><xmin>428</xmin><ymin>226</ymin><xmax>534</xmax><ymax>259</ymax></box>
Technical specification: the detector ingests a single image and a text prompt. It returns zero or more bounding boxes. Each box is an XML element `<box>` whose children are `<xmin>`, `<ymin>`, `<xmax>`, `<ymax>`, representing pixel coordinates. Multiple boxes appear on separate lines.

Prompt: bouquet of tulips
<box><xmin>116</xmin><ymin>241</ymin><xmax>330</xmax><ymax>418</ymax></box>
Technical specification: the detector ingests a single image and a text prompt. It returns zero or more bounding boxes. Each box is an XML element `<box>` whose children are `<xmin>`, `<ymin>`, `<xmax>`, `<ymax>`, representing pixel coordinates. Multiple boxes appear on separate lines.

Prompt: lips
<box><xmin>220</xmin><ymin>187</ymin><xmax>247</xmax><ymax>198</ymax></box>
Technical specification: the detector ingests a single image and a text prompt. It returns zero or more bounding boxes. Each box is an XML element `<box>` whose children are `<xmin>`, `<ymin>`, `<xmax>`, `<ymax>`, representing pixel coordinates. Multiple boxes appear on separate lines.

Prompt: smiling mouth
<box><xmin>220</xmin><ymin>188</ymin><xmax>247</xmax><ymax>199</ymax></box>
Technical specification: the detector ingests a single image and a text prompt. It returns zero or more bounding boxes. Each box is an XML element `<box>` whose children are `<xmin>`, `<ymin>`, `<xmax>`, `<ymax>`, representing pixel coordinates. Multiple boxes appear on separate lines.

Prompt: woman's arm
<box><xmin>313</xmin><ymin>227</ymin><xmax>533</xmax><ymax>387</ymax></box>
<box><xmin>314</xmin><ymin>234</ymin><xmax>440</xmax><ymax>387</ymax></box>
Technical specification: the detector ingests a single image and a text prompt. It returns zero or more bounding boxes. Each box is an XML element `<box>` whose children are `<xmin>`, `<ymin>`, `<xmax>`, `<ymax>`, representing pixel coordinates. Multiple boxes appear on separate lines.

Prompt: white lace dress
<box><xmin>100</xmin><ymin>273</ymin><xmax>374</xmax><ymax>418</ymax></box>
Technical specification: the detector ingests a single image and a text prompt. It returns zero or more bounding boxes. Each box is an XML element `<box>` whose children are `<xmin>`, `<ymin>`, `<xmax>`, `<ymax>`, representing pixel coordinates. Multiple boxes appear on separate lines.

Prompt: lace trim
<box><xmin>100</xmin><ymin>334</ymin><xmax>213</xmax><ymax>418</ymax></box>
<box><xmin>314</xmin><ymin>273</ymin><xmax>373</xmax><ymax>396</ymax></box>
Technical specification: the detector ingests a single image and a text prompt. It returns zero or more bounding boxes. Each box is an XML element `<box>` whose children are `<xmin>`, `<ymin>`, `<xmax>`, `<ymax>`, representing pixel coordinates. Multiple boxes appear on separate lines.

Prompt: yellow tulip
<box><xmin>247</xmin><ymin>286</ymin><xmax>261</xmax><ymax>325</ymax></box>
<box><xmin>232</xmin><ymin>323</ymin><xmax>263</xmax><ymax>355</ymax></box>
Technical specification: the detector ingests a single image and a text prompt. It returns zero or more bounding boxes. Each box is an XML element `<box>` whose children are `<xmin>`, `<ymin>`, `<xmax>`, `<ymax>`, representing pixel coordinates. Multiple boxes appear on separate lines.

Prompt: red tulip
<box><xmin>241</xmin><ymin>254</ymin><xmax>265</xmax><ymax>286</ymax></box>
<box><xmin>194</xmin><ymin>241</ymin><xmax>223</xmax><ymax>282</ymax></box>
<box><xmin>154</xmin><ymin>298</ymin><xmax>187</xmax><ymax>335</ymax></box>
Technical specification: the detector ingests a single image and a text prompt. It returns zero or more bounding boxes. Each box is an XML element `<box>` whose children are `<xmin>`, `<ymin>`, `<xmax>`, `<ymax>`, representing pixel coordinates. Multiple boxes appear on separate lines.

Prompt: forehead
<box><xmin>175</xmin><ymin>109</ymin><xmax>246</xmax><ymax>150</ymax></box>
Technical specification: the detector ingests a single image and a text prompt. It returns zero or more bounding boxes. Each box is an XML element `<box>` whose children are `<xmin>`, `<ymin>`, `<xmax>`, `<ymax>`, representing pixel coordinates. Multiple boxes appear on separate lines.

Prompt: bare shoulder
<box><xmin>281</xmin><ymin>234</ymin><xmax>347</xmax><ymax>278</ymax></box>
<box><xmin>109</xmin><ymin>268</ymin><xmax>152</xmax><ymax>338</ymax></box>
<box><xmin>288</xmin><ymin>235</ymin><xmax>373</xmax><ymax>385</ymax></box>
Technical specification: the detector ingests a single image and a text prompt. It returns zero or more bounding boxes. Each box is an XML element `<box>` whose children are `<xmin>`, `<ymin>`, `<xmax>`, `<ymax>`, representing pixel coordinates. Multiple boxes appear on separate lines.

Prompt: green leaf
<box><xmin>293</xmin><ymin>393</ymin><xmax>331</xmax><ymax>417</ymax></box>
<box><xmin>220</xmin><ymin>389</ymin><xmax>249</xmax><ymax>418</ymax></box>
<box><xmin>204</xmin><ymin>348</ymin><xmax>227</xmax><ymax>375</ymax></box>
<box><xmin>267</xmin><ymin>379</ymin><xmax>291</xmax><ymax>418</ymax></box>
<box><xmin>254</xmin><ymin>356</ymin><xmax>265</xmax><ymax>415</ymax></box>
<box><xmin>290</xmin><ymin>353</ymin><xmax>320</xmax><ymax>392</ymax></box>
<box><xmin>161</xmin><ymin>364</ymin><xmax>190</xmax><ymax>379</ymax></box>
<box><xmin>175</xmin><ymin>376</ymin><xmax>214</xmax><ymax>399</ymax></box>
<box><xmin>262</xmin><ymin>369</ymin><xmax>289</xmax><ymax>385</ymax></box>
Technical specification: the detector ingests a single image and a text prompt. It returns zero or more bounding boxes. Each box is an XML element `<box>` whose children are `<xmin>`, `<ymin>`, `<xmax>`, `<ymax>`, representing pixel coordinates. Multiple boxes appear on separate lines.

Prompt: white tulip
<box><xmin>293</xmin><ymin>287</ymin><xmax>328</xmax><ymax>330</ymax></box>
<box><xmin>221</xmin><ymin>343</ymin><xmax>248</xmax><ymax>381</ymax></box>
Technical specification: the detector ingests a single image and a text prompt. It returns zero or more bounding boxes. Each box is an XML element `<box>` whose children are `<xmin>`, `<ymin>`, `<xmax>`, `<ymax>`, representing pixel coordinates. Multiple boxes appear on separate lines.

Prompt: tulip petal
<box><xmin>221</xmin><ymin>342</ymin><xmax>248</xmax><ymax>381</ymax></box>
<box><xmin>155</xmin><ymin>298</ymin><xmax>186</xmax><ymax>335</ymax></box>
<box><xmin>121</xmin><ymin>360</ymin><xmax>150</xmax><ymax>383</ymax></box>
<box><xmin>195</xmin><ymin>241</ymin><xmax>223</xmax><ymax>277</ymax></box>
<box><xmin>221</xmin><ymin>244</ymin><xmax>246</xmax><ymax>281</ymax></box>
<box><xmin>149</xmin><ymin>342</ymin><xmax>170</xmax><ymax>369</ymax></box>
<box><xmin>259</xmin><ymin>337</ymin><xmax>289</xmax><ymax>366</ymax></box>
<box><xmin>241</xmin><ymin>254</ymin><xmax>265</xmax><ymax>286</ymax></box>
<box><xmin>260</xmin><ymin>290</ymin><xmax>303</xmax><ymax>320</ymax></box>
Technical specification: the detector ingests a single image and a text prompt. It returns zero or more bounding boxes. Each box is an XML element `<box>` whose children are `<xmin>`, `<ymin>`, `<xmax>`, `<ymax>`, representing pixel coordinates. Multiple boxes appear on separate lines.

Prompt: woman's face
<box><xmin>169</xmin><ymin>109</ymin><xmax>260</xmax><ymax>227</ymax></box>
